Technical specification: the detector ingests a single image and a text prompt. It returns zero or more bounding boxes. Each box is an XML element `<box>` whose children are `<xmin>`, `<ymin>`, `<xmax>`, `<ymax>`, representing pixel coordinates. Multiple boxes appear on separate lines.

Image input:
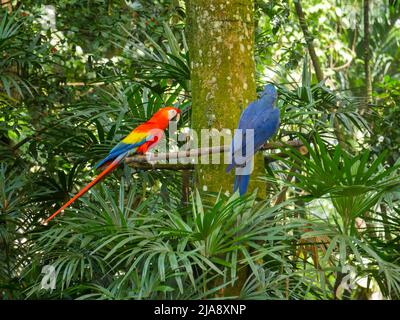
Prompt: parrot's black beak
<box><xmin>172</xmin><ymin>113</ymin><xmax>181</xmax><ymax>122</ymax></box>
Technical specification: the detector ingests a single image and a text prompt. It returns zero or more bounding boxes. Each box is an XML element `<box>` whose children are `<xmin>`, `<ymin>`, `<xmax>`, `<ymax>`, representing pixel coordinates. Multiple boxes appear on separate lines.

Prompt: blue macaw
<box><xmin>226</xmin><ymin>84</ymin><xmax>280</xmax><ymax>195</ymax></box>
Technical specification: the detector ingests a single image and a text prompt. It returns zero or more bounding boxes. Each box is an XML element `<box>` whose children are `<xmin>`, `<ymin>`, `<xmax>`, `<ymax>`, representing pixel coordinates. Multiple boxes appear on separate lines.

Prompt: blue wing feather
<box><xmin>228</xmin><ymin>105</ymin><xmax>279</xmax><ymax>169</ymax></box>
<box><xmin>95</xmin><ymin>137</ymin><xmax>149</xmax><ymax>169</ymax></box>
<box><xmin>234</xmin><ymin>174</ymin><xmax>250</xmax><ymax>196</ymax></box>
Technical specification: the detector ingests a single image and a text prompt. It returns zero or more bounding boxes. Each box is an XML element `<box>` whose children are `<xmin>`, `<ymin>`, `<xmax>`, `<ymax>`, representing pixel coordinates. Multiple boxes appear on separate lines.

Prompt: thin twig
<box><xmin>294</xmin><ymin>0</ymin><xmax>324</xmax><ymax>82</ymax></box>
<box><xmin>363</xmin><ymin>0</ymin><xmax>372</xmax><ymax>106</ymax></box>
<box><xmin>259</xmin><ymin>140</ymin><xmax>303</xmax><ymax>151</ymax></box>
<box><xmin>63</xmin><ymin>82</ymin><xmax>105</xmax><ymax>87</ymax></box>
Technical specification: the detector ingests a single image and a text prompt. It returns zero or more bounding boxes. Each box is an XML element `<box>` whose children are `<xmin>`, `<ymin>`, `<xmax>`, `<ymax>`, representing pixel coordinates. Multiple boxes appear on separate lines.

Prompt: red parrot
<box><xmin>46</xmin><ymin>106</ymin><xmax>181</xmax><ymax>223</ymax></box>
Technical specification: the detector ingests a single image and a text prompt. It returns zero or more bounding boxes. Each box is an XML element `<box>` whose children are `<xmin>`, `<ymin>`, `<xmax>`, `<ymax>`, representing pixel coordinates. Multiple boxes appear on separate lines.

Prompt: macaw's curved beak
<box><xmin>170</xmin><ymin>108</ymin><xmax>181</xmax><ymax>122</ymax></box>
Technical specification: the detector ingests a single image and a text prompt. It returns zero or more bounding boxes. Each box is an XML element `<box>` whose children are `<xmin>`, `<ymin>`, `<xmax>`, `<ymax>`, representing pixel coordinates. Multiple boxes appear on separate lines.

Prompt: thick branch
<box><xmin>126</xmin><ymin>145</ymin><xmax>230</xmax><ymax>164</ymax></box>
<box><xmin>129</xmin><ymin>162</ymin><xmax>194</xmax><ymax>171</ymax></box>
<box><xmin>125</xmin><ymin>140</ymin><xmax>304</xmax><ymax>168</ymax></box>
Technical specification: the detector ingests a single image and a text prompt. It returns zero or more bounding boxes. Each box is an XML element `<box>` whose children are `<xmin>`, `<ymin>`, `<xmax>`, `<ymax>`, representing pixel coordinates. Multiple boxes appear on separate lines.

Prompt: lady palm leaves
<box><xmin>276</xmin><ymin>135</ymin><xmax>400</xmax><ymax>201</ymax></box>
<box><xmin>0</xmin><ymin>10</ymin><xmax>42</xmax><ymax>98</ymax></box>
<box><xmin>275</xmin><ymin>57</ymin><xmax>370</xmax><ymax>140</ymax></box>
<box><xmin>0</xmin><ymin>164</ymin><xmax>35</xmax><ymax>299</ymax></box>
<box><xmin>274</xmin><ymin>134</ymin><xmax>400</xmax><ymax>241</ymax></box>
<box><xmin>298</xmin><ymin>218</ymin><xmax>400</xmax><ymax>298</ymax></box>
<box><xmin>25</xmin><ymin>182</ymin><xmax>320</xmax><ymax>299</ymax></box>
<box><xmin>0</xmin><ymin>10</ymin><xmax>23</xmax><ymax>42</ymax></box>
<box><xmin>118</xmin><ymin>22</ymin><xmax>190</xmax><ymax>91</ymax></box>
<box><xmin>267</xmin><ymin>133</ymin><xmax>400</xmax><ymax>297</ymax></box>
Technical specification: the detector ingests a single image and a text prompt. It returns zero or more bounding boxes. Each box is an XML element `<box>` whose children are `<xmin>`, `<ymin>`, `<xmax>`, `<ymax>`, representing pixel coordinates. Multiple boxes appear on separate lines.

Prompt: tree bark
<box><xmin>186</xmin><ymin>0</ymin><xmax>265</xmax><ymax>197</ymax></box>
<box><xmin>1</xmin><ymin>0</ymin><xmax>12</xmax><ymax>12</ymax></box>
<box><xmin>186</xmin><ymin>0</ymin><xmax>263</xmax><ymax>297</ymax></box>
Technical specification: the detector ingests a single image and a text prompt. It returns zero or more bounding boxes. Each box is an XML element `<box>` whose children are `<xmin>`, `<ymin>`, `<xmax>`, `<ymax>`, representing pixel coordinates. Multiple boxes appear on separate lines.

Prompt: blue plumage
<box><xmin>226</xmin><ymin>84</ymin><xmax>280</xmax><ymax>195</ymax></box>
<box><xmin>95</xmin><ymin>138</ymin><xmax>148</xmax><ymax>169</ymax></box>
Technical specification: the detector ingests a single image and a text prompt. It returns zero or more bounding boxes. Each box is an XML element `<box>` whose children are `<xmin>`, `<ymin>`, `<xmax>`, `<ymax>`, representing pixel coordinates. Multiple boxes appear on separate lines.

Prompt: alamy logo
<box><xmin>41</xmin><ymin>265</ymin><xmax>56</xmax><ymax>290</ymax></box>
<box><xmin>339</xmin><ymin>265</ymin><xmax>357</xmax><ymax>292</ymax></box>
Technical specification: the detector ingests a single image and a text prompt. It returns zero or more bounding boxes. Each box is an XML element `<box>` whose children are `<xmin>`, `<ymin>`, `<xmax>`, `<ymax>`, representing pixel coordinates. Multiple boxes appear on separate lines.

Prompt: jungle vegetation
<box><xmin>1</xmin><ymin>0</ymin><xmax>400</xmax><ymax>300</ymax></box>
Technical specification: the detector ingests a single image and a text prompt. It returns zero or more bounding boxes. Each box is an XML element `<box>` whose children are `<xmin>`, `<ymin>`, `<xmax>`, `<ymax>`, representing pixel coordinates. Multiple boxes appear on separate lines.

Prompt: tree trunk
<box><xmin>294</xmin><ymin>0</ymin><xmax>324</xmax><ymax>83</ymax></box>
<box><xmin>186</xmin><ymin>0</ymin><xmax>265</xmax><ymax>197</ymax></box>
<box><xmin>363</xmin><ymin>0</ymin><xmax>372</xmax><ymax>107</ymax></box>
<box><xmin>1</xmin><ymin>0</ymin><xmax>12</xmax><ymax>12</ymax></box>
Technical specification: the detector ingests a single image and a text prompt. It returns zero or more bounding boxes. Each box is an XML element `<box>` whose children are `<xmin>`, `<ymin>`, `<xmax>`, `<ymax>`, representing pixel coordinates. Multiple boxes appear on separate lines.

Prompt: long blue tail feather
<box><xmin>233</xmin><ymin>174</ymin><xmax>250</xmax><ymax>196</ymax></box>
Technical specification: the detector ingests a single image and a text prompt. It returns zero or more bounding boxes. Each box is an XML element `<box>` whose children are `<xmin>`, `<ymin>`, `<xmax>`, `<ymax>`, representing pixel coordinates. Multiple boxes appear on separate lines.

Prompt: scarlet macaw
<box><xmin>226</xmin><ymin>84</ymin><xmax>280</xmax><ymax>195</ymax></box>
<box><xmin>46</xmin><ymin>106</ymin><xmax>181</xmax><ymax>223</ymax></box>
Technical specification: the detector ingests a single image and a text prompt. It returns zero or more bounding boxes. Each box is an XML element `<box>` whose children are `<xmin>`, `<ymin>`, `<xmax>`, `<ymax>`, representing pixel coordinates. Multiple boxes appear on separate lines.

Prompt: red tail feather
<box><xmin>46</xmin><ymin>155</ymin><xmax>125</xmax><ymax>223</ymax></box>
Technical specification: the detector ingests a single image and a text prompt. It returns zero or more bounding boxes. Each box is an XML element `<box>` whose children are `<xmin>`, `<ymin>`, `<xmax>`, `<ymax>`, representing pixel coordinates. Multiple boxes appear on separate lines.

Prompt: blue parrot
<box><xmin>226</xmin><ymin>84</ymin><xmax>280</xmax><ymax>195</ymax></box>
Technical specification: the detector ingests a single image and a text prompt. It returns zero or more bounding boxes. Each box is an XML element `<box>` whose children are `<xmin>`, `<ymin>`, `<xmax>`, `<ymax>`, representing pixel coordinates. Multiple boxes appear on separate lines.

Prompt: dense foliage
<box><xmin>1</xmin><ymin>0</ymin><xmax>400</xmax><ymax>300</ymax></box>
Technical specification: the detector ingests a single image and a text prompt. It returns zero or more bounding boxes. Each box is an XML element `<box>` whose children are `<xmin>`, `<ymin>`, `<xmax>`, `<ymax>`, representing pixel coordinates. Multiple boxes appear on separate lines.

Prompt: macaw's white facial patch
<box><xmin>168</xmin><ymin>109</ymin><xmax>179</xmax><ymax>121</ymax></box>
